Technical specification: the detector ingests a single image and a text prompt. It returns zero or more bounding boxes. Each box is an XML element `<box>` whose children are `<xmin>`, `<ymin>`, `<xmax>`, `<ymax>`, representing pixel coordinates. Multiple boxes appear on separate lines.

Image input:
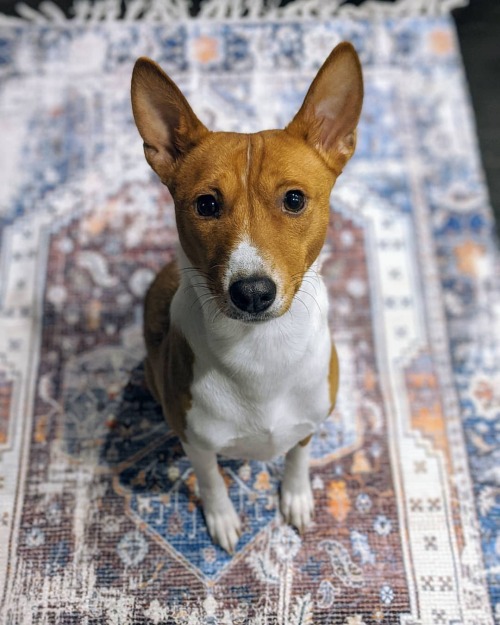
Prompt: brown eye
<box><xmin>196</xmin><ymin>194</ymin><xmax>220</xmax><ymax>218</ymax></box>
<box><xmin>283</xmin><ymin>190</ymin><xmax>306</xmax><ymax>214</ymax></box>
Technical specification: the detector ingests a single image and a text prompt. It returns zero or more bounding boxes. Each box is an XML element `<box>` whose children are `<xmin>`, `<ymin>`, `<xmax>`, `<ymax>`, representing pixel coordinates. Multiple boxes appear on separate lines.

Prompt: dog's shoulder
<box><xmin>143</xmin><ymin>260</ymin><xmax>179</xmax><ymax>349</ymax></box>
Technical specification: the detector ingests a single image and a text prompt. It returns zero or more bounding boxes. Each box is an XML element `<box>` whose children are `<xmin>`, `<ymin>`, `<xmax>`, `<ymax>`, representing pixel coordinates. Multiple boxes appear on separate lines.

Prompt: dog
<box><xmin>131</xmin><ymin>42</ymin><xmax>363</xmax><ymax>554</ymax></box>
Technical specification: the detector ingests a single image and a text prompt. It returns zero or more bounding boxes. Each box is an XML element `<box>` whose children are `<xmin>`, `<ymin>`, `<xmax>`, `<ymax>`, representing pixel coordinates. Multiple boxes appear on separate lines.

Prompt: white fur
<box><xmin>183</xmin><ymin>442</ymin><xmax>242</xmax><ymax>554</ymax></box>
<box><xmin>173</xmin><ymin>246</ymin><xmax>332</xmax><ymax>461</ymax></box>
<box><xmin>281</xmin><ymin>443</ymin><xmax>315</xmax><ymax>532</ymax></box>
<box><xmin>223</xmin><ymin>237</ymin><xmax>285</xmax><ymax>315</ymax></box>
<box><xmin>223</xmin><ymin>238</ymin><xmax>268</xmax><ymax>287</ymax></box>
<box><xmin>171</xmin><ymin>245</ymin><xmax>332</xmax><ymax>551</ymax></box>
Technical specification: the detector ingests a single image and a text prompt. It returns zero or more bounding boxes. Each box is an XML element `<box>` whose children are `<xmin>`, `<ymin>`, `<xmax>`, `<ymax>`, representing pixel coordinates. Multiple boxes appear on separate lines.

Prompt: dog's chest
<box><xmin>184</xmin><ymin>328</ymin><xmax>332</xmax><ymax>461</ymax></box>
<box><xmin>188</xmin><ymin>393</ymin><xmax>326</xmax><ymax>461</ymax></box>
<box><xmin>171</xmin><ymin>264</ymin><xmax>333</xmax><ymax>460</ymax></box>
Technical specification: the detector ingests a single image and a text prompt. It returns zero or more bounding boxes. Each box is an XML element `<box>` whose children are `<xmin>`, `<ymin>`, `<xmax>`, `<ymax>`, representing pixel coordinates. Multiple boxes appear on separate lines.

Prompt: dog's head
<box><xmin>131</xmin><ymin>43</ymin><xmax>363</xmax><ymax>323</ymax></box>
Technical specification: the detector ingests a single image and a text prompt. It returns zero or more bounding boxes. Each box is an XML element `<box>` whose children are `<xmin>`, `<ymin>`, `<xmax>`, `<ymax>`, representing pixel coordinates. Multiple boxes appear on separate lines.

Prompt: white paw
<box><xmin>280</xmin><ymin>482</ymin><xmax>314</xmax><ymax>534</ymax></box>
<box><xmin>203</xmin><ymin>497</ymin><xmax>242</xmax><ymax>554</ymax></box>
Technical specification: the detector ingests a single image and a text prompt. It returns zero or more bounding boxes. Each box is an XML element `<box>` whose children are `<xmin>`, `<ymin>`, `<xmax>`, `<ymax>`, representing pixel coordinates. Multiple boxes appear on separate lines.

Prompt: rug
<box><xmin>0</xmin><ymin>1</ymin><xmax>499</xmax><ymax>623</ymax></box>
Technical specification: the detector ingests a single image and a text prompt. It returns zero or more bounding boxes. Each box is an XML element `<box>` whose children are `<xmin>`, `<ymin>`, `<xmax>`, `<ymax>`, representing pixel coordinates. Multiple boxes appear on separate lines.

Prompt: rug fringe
<box><xmin>0</xmin><ymin>0</ymin><xmax>471</xmax><ymax>24</ymax></box>
<box><xmin>198</xmin><ymin>0</ymin><xmax>470</xmax><ymax>19</ymax></box>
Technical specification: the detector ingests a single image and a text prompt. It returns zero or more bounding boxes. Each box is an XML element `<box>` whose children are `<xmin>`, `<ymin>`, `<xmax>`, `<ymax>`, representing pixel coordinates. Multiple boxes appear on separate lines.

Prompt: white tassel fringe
<box><xmin>1</xmin><ymin>0</ymin><xmax>471</xmax><ymax>24</ymax></box>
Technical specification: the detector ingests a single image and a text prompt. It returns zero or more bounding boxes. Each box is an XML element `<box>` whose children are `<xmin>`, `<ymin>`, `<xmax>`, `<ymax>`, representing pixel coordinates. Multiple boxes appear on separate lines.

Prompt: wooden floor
<box><xmin>0</xmin><ymin>0</ymin><xmax>498</xmax><ymax>231</ymax></box>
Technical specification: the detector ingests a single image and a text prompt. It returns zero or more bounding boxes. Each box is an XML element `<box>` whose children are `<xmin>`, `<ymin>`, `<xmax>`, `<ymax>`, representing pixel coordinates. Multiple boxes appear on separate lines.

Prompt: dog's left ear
<box><xmin>286</xmin><ymin>42</ymin><xmax>363</xmax><ymax>174</ymax></box>
<box><xmin>131</xmin><ymin>57</ymin><xmax>209</xmax><ymax>185</ymax></box>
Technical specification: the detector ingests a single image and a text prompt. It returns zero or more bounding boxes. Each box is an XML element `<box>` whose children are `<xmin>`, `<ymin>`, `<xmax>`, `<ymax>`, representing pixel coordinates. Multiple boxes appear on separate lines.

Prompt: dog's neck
<box><xmin>172</xmin><ymin>246</ymin><xmax>329</xmax><ymax>374</ymax></box>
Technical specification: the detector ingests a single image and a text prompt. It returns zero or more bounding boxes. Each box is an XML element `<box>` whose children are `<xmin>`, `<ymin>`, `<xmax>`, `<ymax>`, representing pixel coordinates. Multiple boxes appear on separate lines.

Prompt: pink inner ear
<box><xmin>313</xmin><ymin>77</ymin><xmax>361</xmax><ymax>152</ymax></box>
<box><xmin>315</xmin><ymin>101</ymin><xmax>343</xmax><ymax>151</ymax></box>
<box><xmin>132</xmin><ymin>58</ymin><xmax>208</xmax><ymax>169</ymax></box>
<box><xmin>316</xmin><ymin>110</ymin><xmax>357</xmax><ymax>154</ymax></box>
<box><xmin>287</xmin><ymin>43</ymin><xmax>363</xmax><ymax>160</ymax></box>
<box><xmin>136</xmin><ymin>88</ymin><xmax>181</xmax><ymax>160</ymax></box>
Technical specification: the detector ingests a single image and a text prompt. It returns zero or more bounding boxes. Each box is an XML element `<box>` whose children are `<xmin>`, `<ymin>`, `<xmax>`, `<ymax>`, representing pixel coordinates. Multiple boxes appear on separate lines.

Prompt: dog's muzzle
<box><xmin>229</xmin><ymin>276</ymin><xmax>277</xmax><ymax>314</ymax></box>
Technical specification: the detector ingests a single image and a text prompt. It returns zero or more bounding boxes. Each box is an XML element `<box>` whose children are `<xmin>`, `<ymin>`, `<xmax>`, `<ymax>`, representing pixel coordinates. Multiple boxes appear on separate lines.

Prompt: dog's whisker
<box><xmin>297</xmin><ymin>288</ymin><xmax>322</xmax><ymax>315</ymax></box>
<box><xmin>300</xmin><ymin>278</ymin><xmax>319</xmax><ymax>296</ymax></box>
<box><xmin>182</xmin><ymin>285</ymin><xmax>211</xmax><ymax>299</ymax></box>
<box><xmin>179</xmin><ymin>266</ymin><xmax>218</xmax><ymax>287</ymax></box>
<box><xmin>200</xmin><ymin>299</ymin><xmax>220</xmax><ymax>316</ymax></box>
<box><xmin>294</xmin><ymin>294</ymin><xmax>311</xmax><ymax>318</ymax></box>
<box><xmin>189</xmin><ymin>292</ymin><xmax>219</xmax><ymax>314</ymax></box>
<box><xmin>211</xmin><ymin>306</ymin><xmax>227</xmax><ymax>326</ymax></box>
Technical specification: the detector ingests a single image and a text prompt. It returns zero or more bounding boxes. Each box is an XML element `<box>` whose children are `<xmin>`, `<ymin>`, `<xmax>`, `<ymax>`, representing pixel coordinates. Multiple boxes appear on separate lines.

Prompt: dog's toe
<box><xmin>204</xmin><ymin>498</ymin><xmax>242</xmax><ymax>554</ymax></box>
<box><xmin>280</xmin><ymin>484</ymin><xmax>314</xmax><ymax>534</ymax></box>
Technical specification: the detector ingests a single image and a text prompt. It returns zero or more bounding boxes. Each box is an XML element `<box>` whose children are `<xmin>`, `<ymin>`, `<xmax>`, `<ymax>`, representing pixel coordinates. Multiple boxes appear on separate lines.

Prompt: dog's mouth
<box><xmin>223</xmin><ymin>306</ymin><xmax>278</xmax><ymax>324</ymax></box>
<box><xmin>190</xmin><ymin>269</ymin><xmax>290</xmax><ymax>323</ymax></box>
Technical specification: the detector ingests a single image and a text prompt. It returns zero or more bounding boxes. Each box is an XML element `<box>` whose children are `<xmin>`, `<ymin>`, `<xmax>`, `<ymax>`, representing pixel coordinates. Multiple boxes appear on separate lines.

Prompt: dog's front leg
<box><xmin>280</xmin><ymin>439</ymin><xmax>314</xmax><ymax>534</ymax></box>
<box><xmin>183</xmin><ymin>442</ymin><xmax>242</xmax><ymax>554</ymax></box>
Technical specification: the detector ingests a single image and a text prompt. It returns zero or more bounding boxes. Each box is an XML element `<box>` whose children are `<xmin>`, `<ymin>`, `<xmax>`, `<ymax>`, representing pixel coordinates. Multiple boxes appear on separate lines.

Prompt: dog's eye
<box><xmin>196</xmin><ymin>194</ymin><xmax>220</xmax><ymax>218</ymax></box>
<box><xmin>283</xmin><ymin>190</ymin><xmax>306</xmax><ymax>214</ymax></box>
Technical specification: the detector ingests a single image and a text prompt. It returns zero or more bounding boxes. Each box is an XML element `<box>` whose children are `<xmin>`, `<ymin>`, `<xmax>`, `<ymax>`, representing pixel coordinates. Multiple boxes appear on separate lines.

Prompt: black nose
<box><xmin>229</xmin><ymin>277</ymin><xmax>277</xmax><ymax>314</ymax></box>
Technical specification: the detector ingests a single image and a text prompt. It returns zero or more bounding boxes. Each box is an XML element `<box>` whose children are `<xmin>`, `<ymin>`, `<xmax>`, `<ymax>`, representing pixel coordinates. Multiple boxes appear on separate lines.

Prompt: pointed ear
<box><xmin>131</xmin><ymin>57</ymin><xmax>209</xmax><ymax>184</ymax></box>
<box><xmin>286</xmin><ymin>42</ymin><xmax>363</xmax><ymax>174</ymax></box>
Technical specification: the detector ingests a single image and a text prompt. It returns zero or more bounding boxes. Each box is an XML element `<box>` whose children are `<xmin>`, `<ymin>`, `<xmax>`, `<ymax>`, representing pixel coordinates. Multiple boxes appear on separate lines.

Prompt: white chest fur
<box><xmin>170</xmin><ymin>252</ymin><xmax>332</xmax><ymax>461</ymax></box>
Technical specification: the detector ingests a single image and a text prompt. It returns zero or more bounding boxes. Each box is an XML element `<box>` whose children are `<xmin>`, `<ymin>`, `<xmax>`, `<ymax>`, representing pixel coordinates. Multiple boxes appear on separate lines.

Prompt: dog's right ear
<box><xmin>131</xmin><ymin>58</ymin><xmax>208</xmax><ymax>185</ymax></box>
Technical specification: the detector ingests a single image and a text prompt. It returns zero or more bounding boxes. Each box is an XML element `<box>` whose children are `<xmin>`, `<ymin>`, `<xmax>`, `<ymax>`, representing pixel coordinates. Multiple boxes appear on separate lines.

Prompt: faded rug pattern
<box><xmin>0</xmin><ymin>16</ymin><xmax>499</xmax><ymax>625</ymax></box>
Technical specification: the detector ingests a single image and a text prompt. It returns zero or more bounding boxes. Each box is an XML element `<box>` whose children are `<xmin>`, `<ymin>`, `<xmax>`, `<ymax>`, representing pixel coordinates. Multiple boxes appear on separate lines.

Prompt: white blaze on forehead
<box><xmin>245</xmin><ymin>136</ymin><xmax>252</xmax><ymax>180</ymax></box>
<box><xmin>240</xmin><ymin>135</ymin><xmax>252</xmax><ymax>189</ymax></box>
<box><xmin>224</xmin><ymin>238</ymin><xmax>269</xmax><ymax>289</ymax></box>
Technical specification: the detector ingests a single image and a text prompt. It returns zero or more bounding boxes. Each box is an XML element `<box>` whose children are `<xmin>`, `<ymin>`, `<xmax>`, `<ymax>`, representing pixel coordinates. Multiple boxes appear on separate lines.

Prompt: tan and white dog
<box><xmin>131</xmin><ymin>42</ymin><xmax>363</xmax><ymax>553</ymax></box>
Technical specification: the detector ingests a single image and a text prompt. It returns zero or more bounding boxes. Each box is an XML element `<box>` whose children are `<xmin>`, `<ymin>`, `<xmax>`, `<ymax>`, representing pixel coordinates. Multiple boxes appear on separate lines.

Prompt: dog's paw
<box><xmin>280</xmin><ymin>482</ymin><xmax>314</xmax><ymax>534</ymax></box>
<box><xmin>204</xmin><ymin>497</ymin><xmax>242</xmax><ymax>554</ymax></box>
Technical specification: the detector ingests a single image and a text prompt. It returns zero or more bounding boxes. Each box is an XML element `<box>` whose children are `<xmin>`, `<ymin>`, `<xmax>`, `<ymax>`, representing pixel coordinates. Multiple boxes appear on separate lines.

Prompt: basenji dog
<box><xmin>131</xmin><ymin>42</ymin><xmax>363</xmax><ymax>554</ymax></box>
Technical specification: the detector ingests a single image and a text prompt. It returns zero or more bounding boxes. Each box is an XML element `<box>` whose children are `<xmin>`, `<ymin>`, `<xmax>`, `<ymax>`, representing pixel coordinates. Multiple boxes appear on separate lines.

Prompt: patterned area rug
<box><xmin>0</xmin><ymin>2</ymin><xmax>499</xmax><ymax>624</ymax></box>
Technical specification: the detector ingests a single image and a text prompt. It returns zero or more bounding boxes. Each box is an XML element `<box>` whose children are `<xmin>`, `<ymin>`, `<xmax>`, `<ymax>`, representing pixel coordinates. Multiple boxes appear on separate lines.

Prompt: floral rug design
<box><xmin>0</xmin><ymin>12</ymin><xmax>498</xmax><ymax>625</ymax></box>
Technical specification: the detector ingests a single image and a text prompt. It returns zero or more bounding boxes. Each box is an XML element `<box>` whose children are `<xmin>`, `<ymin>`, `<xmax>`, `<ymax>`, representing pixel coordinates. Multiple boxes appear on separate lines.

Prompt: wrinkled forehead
<box><xmin>175</xmin><ymin>129</ymin><xmax>330</xmax><ymax>201</ymax></box>
<box><xmin>174</xmin><ymin>129</ymin><xmax>333</xmax><ymax>292</ymax></box>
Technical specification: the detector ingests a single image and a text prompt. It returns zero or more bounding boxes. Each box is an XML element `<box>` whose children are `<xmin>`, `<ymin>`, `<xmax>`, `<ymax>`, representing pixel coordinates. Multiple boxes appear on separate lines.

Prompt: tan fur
<box><xmin>131</xmin><ymin>59</ymin><xmax>208</xmax><ymax>185</ymax></box>
<box><xmin>329</xmin><ymin>342</ymin><xmax>340</xmax><ymax>410</ymax></box>
<box><xmin>143</xmin><ymin>262</ymin><xmax>193</xmax><ymax>441</ymax></box>
<box><xmin>133</xmin><ymin>42</ymin><xmax>363</xmax><ymax>445</ymax></box>
<box><xmin>286</xmin><ymin>43</ymin><xmax>363</xmax><ymax>173</ymax></box>
<box><xmin>172</xmin><ymin>130</ymin><xmax>335</xmax><ymax>316</ymax></box>
<box><xmin>299</xmin><ymin>434</ymin><xmax>313</xmax><ymax>447</ymax></box>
